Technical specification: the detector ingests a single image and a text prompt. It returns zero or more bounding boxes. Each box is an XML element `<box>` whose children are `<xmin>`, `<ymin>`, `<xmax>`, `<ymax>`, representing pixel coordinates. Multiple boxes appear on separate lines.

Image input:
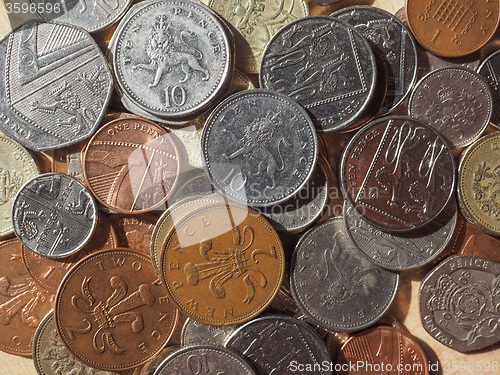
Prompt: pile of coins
<box><xmin>0</xmin><ymin>0</ymin><xmax>499</xmax><ymax>374</ymax></box>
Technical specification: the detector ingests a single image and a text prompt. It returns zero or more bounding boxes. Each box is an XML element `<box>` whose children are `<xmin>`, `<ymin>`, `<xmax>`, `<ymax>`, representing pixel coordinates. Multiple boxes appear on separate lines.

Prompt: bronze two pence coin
<box><xmin>160</xmin><ymin>202</ymin><xmax>285</xmax><ymax>326</ymax></box>
<box><xmin>0</xmin><ymin>238</ymin><xmax>54</xmax><ymax>356</ymax></box>
<box><xmin>54</xmin><ymin>249</ymin><xmax>179</xmax><ymax>371</ymax></box>
<box><xmin>340</xmin><ymin>116</ymin><xmax>455</xmax><ymax>232</ymax></box>
<box><xmin>83</xmin><ymin>117</ymin><xmax>181</xmax><ymax>213</ymax></box>
<box><xmin>405</xmin><ymin>0</ymin><xmax>500</xmax><ymax>57</ymax></box>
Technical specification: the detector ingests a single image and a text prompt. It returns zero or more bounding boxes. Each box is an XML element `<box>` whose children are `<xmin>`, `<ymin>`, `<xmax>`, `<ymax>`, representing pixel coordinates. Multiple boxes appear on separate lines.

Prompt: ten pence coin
<box><xmin>54</xmin><ymin>249</ymin><xmax>179</xmax><ymax>371</ymax></box>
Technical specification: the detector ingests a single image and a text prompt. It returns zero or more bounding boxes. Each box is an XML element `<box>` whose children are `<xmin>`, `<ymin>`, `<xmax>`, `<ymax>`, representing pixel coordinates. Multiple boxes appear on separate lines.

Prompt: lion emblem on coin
<box><xmin>134</xmin><ymin>15</ymin><xmax>210</xmax><ymax>87</ymax></box>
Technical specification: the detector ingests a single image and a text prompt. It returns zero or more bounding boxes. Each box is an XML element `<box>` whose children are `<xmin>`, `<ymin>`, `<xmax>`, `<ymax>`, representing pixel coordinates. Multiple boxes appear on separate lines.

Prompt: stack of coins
<box><xmin>0</xmin><ymin>0</ymin><xmax>499</xmax><ymax>374</ymax></box>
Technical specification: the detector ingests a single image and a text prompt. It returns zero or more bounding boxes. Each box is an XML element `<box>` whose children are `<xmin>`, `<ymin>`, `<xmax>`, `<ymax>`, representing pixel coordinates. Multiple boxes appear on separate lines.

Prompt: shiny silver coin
<box><xmin>225</xmin><ymin>315</ymin><xmax>332</xmax><ymax>375</ymax></box>
<box><xmin>0</xmin><ymin>20</ymin><xmax>113</xmax><ymax>151</ymax></box>
<box><xmin>154</xmin><ymin>346</ymin><xmax>256</xmax><ymax>375</ymax></box>
<box><xmin>408</xmin><ymin>67</ymin><xmax>492</xmax><ymax>149</ymax></box>
<box><xmin>181</xmin><ymin>318</ymin><xmax>238</xmax><ymax>347</ymax></box>
<box><xmin>202</xmin><ymin>89</ymin><xmax>318</xmax><ymax>207</ymax></box>
<box><xmin>478</xmin><ymin>50</ymin><xmax>500</xmax><ymax>125</ymax></box>
<box><xmin>12</xmin><ymin>172</ymin><xmax>97</xmax><ymax>258</ymax></box>
<box><xmin>259</xmin><ymin>16</ymin><xmax>377</xmax><ymax>132</ymax></box>
<box><xmin>29</xmin><ymin>0</ymin><xmax>132</xmax><ymax>33</ymax></box>
<box><xmin>290</xmin><ymin>217</ymin><xmax>399</xmax><ymax>332</ymax></box>
<box><xmin>344</xmin><ymin>198</ymin><xmax>457</xmax><ymax>271</ymax></box>
<box><xmin>110</xmin><ymin>0</ymin><xmax>233</xmax><ymax>121</ymax></box>
<box><xmin>332</xmin><ymin>6</ymin><xmax>418</xmax><ymax>113</ymax></box>
<box><xmin>420</xmin><ymin>255</ymin><xmax>500</xmax><ymax>352</ymax></box>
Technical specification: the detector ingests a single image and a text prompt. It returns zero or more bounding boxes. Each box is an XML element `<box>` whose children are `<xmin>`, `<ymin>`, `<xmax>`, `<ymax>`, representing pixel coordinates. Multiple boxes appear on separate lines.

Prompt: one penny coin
<box><xmin>83</xmin><ymin>117</ymin><xmax>181</xmax><ymax>213</ymax></box>
<box><xmin>54</xmin><ymin>249</ymin><xmax>179</xmax><ymax>371</ymax></box>
<box><xmin>160</xmin><ymin>202</ymin><xmax>285</xmax><ymax>325</ymax></box>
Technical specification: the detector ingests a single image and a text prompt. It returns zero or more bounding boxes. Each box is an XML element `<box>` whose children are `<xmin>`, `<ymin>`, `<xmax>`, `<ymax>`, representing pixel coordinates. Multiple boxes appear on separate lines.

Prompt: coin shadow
<box><xmin>387</xmin><ymin>270</ymin><xmax>413</xmax><ymax>325</ymax></box>
<box><xmin>414</xmin><ymin>337</ymin><xmax>443</xmax><ymax>375</ymax></box>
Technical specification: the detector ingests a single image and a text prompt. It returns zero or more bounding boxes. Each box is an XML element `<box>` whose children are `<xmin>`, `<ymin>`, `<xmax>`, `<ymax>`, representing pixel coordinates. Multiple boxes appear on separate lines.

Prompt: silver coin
<box><xmin>478</xmin><ymin>50</ymin><xmax>500</xmax><ymax>125</ymax></box>
<box><xmin>202</xmin><ymin>89</ymin><xmax>318</xmax><ymax>207</ymax></box>
<box><xmin>344</xmin><ymin>198</ymin><xmax>457</xmax><ymax>271</ymax></box>
<box><xmin>290</xmin><ymin>217</ymin><xmax>399</xmax><ymax>332</ymax></box>
<box><xmin>259</xmin><ymin>16</ymin><xmax>377</xmax><ymax>132</ymax></box>
<box><xmin>170</xmin><ymin>170</ymin><xmax>216</xmax><ymax>204</ymax></box>
<box><xmin>154</xmin><ymin>345</ymin><xmax>256</xmax><ymax>375</ymax></box>
<box><xmin>29</xmin><ymin>0</ymin><xmax>132</xmax><ymax>33</ymax></box>
<box><xmin>224</xmin><ymin>315</ymin><xmax>332</xmax><ymax>375</ymax></box>
<box><xmin>181</xmin><ymin>318</ymin><xmax>238</xmax><ymax>347</ymax></box>
<box><xmin>12</xmin><ymin>172</ymin><xmax>97</xmax><ymax>258</ymax></box>
<box><xmin>0</xmin><ymin>20</ymin><xmax>113</xmax><ymax>151</ymax></box>
<box><xmin>420</xmin><ymin>255</ymin><xmax>500</xmax><ymax>352</ymax></box>
<box><xmin>255</xmin><ymin>157</ymin><xmax>329</xmax><ymax>233</ymax></box>
<box><xmin>33</xmin><ymin>311</ymin><xmax>134</xmax><ymax>375</ymax></box>
<box><xmin>408</xmin><ymin>67</ymin><xmax>492</xmax><ymax>149</ymax></box>
<box><xmin>332</xmin><ymin>6</ymin><xmax>418</xmax><ymax>113</ymax></box>
<box><xmin>110</xmin><ymin>0</ymin><xmax>233</xmax><ymax>121</ymax></box>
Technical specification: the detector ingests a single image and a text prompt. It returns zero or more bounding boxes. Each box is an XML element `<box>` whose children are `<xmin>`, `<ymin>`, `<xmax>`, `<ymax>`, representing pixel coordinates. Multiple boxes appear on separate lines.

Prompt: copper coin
<box><xmin>336</xmin><ymin>326</ymin><xmax>429</xmax><ymax>375</ymax></box>
<box><xmin>0</xmin><ymin>238</ymin><xmax>54</xmax><ymax>356</ymax></box>
<box><xmin>109</xmin><ymin>213</ymin><xmax>158</xmax><ymax>255</ymax></box>
<box><xmin>405</xmin><ymin>0</ymin><xmax>500</xmax><ymax>57</ymax></box>
<box><xmin>160</xmin><ymin>203</ymin><xmax>285</xmax><ymax>325</ymax></box>
<box><xmin>22</xmin><ymin>213</ymin><xmax>118</xmax><ymax>293</ymax></box>
<box><xmin>340</xmin><ymin>116</ymin><xmax>455</xmax><ymax>232</ymax></box>
<box><xmin>54</xmin><ymin>249</ymin><xmax>179</xmax><ymax>371</ymax></box>
<box><xmin>82</xmin><ymin>117</ymin><xmax>181</xmax><ymax>213</ymax></box>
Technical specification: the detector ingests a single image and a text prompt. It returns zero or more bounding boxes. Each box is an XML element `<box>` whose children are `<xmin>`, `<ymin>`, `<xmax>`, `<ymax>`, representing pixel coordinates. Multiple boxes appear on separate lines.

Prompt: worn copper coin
<box><xmin>54</xmin><ymin>249</ymin><xmax>179</xmax><ymax>371</ymax></box>
<box><xmin>478</xmin><ymin>50</ymin><xmax>500</xmax><ymax>125</ymax></box>
<box><xmin>109</xmin><ymin>213</ymin><xmax>158</xmax><ymax>254</ymax></box>
<box><xmin>408</xmin><ymin>67</ymin><xmax>493</xmax><ymax>149</ymax></box>
<box><xmin>33</xmin><ymin>311</ymin><xmax>135</xmax><ymax>375</ymax></box>
<box><xmin>0</xmin><ymin>238</ymin><xmax>54</xmax><ymax>356</ymax></box>
<box><xmin>0</xmin><ymin>134</ymin><xmax>39</xmax><ymax>238</ymax></box>
<box><xmin>224</xmin><ymin>315</ymin><xmax>332</xmax><ymax>375</ymax></box>
<box><xmin>83</xmin><ymin>117</ymin><xmax>181</xmax><ymax>213</ymax></box>
<box><xmin>22</xmin><ymin>213</ymin><xmax>118</xmax><ymax>293</ymax></box>
<box><xmin>420</xmin><ymin>255</ymin><xmax>500</xmax><ymax>352</ymax></box>
<box><xmin>154</xmin><ymin>345</ymin><xmax>257</xmax><ymax>375</ymax></box>
<box><xmin>161</xmin><ymin>202</ymin><xmax>285</xmax><ymax>325</ymax></box>
<box><xmin>405</xmin><ymin>0</ymin><xmax>500</xmax><ymax>57</ymax></box>
<box><xmin>340</xmin><ymin>116</ymin><xmax>455</xmax><ymax>232</ymax></box>
<box><xmin>458</xmin><ymin>132</ymin><xmax>500</xmax><ymax>236</ymax></box>
<box><xmin>12</xmin><ymin>172</ymin><xmax>98</xmax><ymax>258</ymax></box>
<box><xmin>336</xmin><ymin>326</ymin><xmax>429</xmax><ymax>375</ymax></box>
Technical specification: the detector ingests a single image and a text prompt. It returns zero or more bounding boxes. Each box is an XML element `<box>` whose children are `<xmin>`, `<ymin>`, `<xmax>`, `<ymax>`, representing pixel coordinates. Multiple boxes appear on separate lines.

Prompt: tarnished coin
<box><xmin>110</xmin><ymin>0</ymin><xmax>233</xmax><ymax>120</ymax></box>
<box><xmin>336</xmin><ymin>327</ymin><xmax>429</xmax><ymax>375</ymax></box>
<box><xmin>22</xmin><ymin>213</ymin><xmax>117</xmax><ymax>293</ymax></box>
<box><xmin>420</xmin><ymin>255</ymin><xmax>500</xmax><ymax>352</ymax></box>
<box><xmin>55</xmin><ymin>249</ymin><xmax>179</xmax><ymax>370</ymax></box>
<box><xmin>405</xmin><ymin>0</ymin><xmax>500</xmax><ymax>57</ymax></box>
<box><xmin>478</xmin><ymin>50</ymin><xmax>500</xmax><ymax>125</ymax></box>
<box><xmin>202</xmin><ymin>89</ymin><xmax>317</xmax><ymax>207</ymax></box>
<box><xmin>161</xmin><ymin>202</ymin><xmax>285</xmax><ymax>325</ymax></box>
<box><xmin>225</xmin><ymin>315</ymin><xmax>332</xmax><ymax>375</ymax></box>
<box><xmin>0</xmin><ymin>20</ymin><xmax>113</xmax><ymax>151</ymax></box>
<box><xmin>340</xmin><ymin>116</ymin><xmax>455</xmax><ymax>232</ymax></box>
<box><xmin>181</xmin><ymin>318</ymin><xmax>238</xmax><ymax>347</ymax></box>
<box><xmin>0</xmin><ymin>238</ymin><xmax>54</xmax><ymax>356</ymax></box>
<box><xmin>12</xmin><ymin>172</ymin><xmax>98</xmax><ymax>258</ymax></box>
<box><xmin>255</xmin><ymin>155</ymin><xmax>331</xmax><ymax>233</ymax></box>
<box><xmin>30</xmin><ymin>0</ymin><xmax>132</xmax><ymax>33</ymax></box>
<box><xmin>0</xmin><ymin>134</ymin><xmax>39</xmax><ymax>238</ymax></box>
<box><xmin>154</xmin><ymin>345</ymin><xmax>256</xmax><ymax>375</ymax></box>
<box><xmin>83</xmin><ymin>117</ymin><xmax>180</xmax><ymax>213</ymax></box>
<box><xmin>332</xmin><ymin>6</ymin><xmax>418</xmax><ymax>113</ymax></box>
<box><xmin>408</xmin><ymin>67</ymin><xmax>493</xmax><ymax>149</ymax></box>
<box><xmin>259</xmin><ymin>16</ymin><xmax>377</xmax><ymax>132</ymax></box>
<box><xmin>33</xmin><ymin>312</ymin><xmax>135</xmax><ymax>375</ymax></box>
<box><xmin>208</xmin><ymin>0</ymin><xmax>308</xmax><ymax>74</ymax></box>
<box><xmin>109</xmin><ymin>213</ymin><xmax>158</xmax><ymax>254</ymax></box>
<box><xmin>170</xmin><ymin>171</ymin><xmax>216</xmax><ymax>204</ymax></box>
<box><xmin>344</xmin><ymin>198</ymin><xmax>458</xmax><ymax>271</ymax></box>
<box><xmin>417</xmin><ymin>48</ymin><xmax>481</xmax><ymax>78</ymax></box>
<box><xmin>290</xmin><ymin>218</ymin><xmax>399</xmax><ymax>332</ymax></box>
<box><xmin>458</xmin><ymin>132</ymin><xmax>500</xmax><ymax>236</ymax></box>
